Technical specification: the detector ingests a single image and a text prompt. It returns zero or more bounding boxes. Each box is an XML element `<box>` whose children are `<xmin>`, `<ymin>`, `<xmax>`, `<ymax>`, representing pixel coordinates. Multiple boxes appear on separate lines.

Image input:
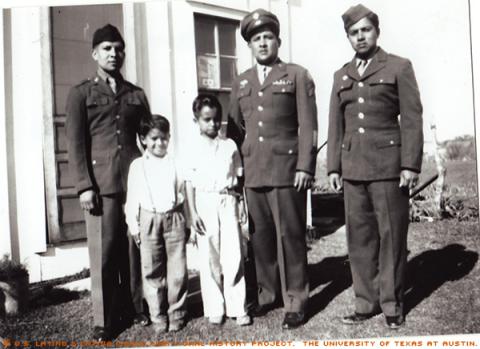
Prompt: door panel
<box><xmin>49</xmin><ymin>4</ymin><xmax>123</xmax><ymax>243</ymax></box>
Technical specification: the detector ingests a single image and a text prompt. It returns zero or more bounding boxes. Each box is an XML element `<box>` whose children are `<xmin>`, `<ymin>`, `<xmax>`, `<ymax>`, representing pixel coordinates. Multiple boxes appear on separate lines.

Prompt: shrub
<box><xmin>0</xmin><ymin>255</ymin><xmax>28</xmax><ymax>280</ymax></box>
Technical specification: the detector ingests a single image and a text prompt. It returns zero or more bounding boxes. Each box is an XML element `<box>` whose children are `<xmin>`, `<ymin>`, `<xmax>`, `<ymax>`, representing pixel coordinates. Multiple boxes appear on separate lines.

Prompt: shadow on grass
<box><xmin>306</xmin><ymin>255</ymin><xmax>352</xmax><ymax>320</ymax></box>
<box><xmin>405</xmin><ymin>243</ymin><xmax>478</xmax><ymax>314</ymax></box>
<box><xmin>309</xmin><ymin>193</ymin><xmax>345</xmax><ymax>240</ymax></box>
<box><xmin>28</xmin><ymin>286</ymin><xmax>89</xmax><ymax>310</ymax></box>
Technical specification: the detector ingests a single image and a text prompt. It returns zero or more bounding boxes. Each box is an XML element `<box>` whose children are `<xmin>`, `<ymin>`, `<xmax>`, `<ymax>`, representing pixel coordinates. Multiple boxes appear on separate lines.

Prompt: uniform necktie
<box><xmin>108</xmin><ymin>77</ymin><xmax>117</xmax><ymax>94</ymax></box>
<box><xmin>263</xmin><ymin>66</ymin><xmax>268</xmax><ymax>82</ymax></box>
<box><xmin>357</xmin><ymin>59</ymin><xmax>368</xmax><ymax>76</ymax></box>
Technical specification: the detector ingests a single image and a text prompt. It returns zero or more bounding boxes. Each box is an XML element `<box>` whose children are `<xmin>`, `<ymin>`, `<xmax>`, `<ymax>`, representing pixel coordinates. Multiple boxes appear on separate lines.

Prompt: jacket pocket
<box><xmin>341</xmin><ymin>135</ymin><xmax>352</xmax><ymax>151</ymax></box>
<box><xmin>127</xmin><ymin>96</ymin><xmax>142</xmax><ymax>106</ymax></box>
<box><xmin>238</xmin><ymin>86</ymin><xmax>253</xmax><ymax>118</ymax></box>
<box><xmin>86</xmin><ymin>96</ymin><xmax>109</xmax><ymax>107</ymax></box>
<box><xmin>369</xmin><ymin>75</ymin><xmax>396</xmax><ymax>86</ymax></box>
<box><xmin>375</xmin><ymin>133</ymin><xmax>401</xmax><ymax>148</ymax></box>
<box><xmin>272</xmin><ymin>84</ymin><xmax>296</xmax><ymax>116</ymax></box>
<box><xmin>272</xmin><ymin>139</ymin><xmax>298</xmax><ymax>155</ymax></box>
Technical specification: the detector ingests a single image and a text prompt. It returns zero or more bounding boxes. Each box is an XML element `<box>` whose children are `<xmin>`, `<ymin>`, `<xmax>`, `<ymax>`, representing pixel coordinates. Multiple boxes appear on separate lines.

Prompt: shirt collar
<box><xmin>96</xmin><ymin>67</ymin><xmax>123</xmax><ymax>83</ymax></box>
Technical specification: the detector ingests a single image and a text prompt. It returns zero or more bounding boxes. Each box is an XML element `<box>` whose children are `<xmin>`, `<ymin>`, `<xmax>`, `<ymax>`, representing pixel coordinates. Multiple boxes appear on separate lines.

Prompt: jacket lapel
<box><xmin>261</xmin><ymin>60</ymin><xmax>288</xmax><ymax>90</ymax></box>
<box><xmin>346</xmin><ymin>57</ymin><xmax>361</xmax><ymax>81</ymax></box>
<box><xmin>359</xmin><ymin>47</ymin><xmax>388</xmax><ymax>81</ymax></box>
<box><xmin>91</xmin><ymin>76</ymin><xmax>115</xmax><ymax>97</ymax></box>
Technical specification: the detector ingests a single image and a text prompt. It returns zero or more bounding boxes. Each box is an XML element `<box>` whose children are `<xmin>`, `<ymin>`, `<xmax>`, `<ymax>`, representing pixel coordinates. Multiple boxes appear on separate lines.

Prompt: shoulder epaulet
<box><xmin>123</xmin><ymin>80</ymin><xmax>143</xmax><ymax>90</ymax></box>
<box><xmin>74</xmin><ymin>78</ymin><xmax>92</xmax><ymax>88</ymax></box>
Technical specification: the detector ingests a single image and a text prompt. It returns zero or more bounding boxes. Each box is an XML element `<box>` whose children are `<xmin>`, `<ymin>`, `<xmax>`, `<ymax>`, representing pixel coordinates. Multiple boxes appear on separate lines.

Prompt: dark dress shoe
<box><xmin>386</xmin><ymin>315</ymin><xmax>405</xmax><ymax>329</ymax></box>
<box><xmin>250</xmin><ymin>304</ymin><xmax>272</xmax><ymax>317</ymax></box>
<box><xmin>341</xmin><ymin>312</ymin><xmax>377</xmax><ymax>325</ymax></box>
<box><xmin>281</xmin><ymin>312</ymin><xmax>305</xmax><ymax>329</ymax></box>
<box><xmin>92</xmin><ymin>326</ymin><xmax>112</xmax><ymax>341</ymax></box>
<box><xmin>133</xmin><ymin>313</ymin><xmax>150</xmax><ymax>327</ymax></box>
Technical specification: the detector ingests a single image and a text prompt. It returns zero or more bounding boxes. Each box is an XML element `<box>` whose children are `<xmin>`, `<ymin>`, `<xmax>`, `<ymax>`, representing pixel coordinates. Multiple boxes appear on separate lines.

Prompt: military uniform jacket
<box><xmin>66</xmin><ymin>75</ymin><xmax>150</xmax><ymax>195</ymax></box>
<box><xmin>229</xmin><ymin>60</ymin><xmax>318</xmax><ymax>188</ymax></box>
<box><xmin>327</xmin><ymin>48</ymin><xmax>423</xmax><ymax>181</ymax></box>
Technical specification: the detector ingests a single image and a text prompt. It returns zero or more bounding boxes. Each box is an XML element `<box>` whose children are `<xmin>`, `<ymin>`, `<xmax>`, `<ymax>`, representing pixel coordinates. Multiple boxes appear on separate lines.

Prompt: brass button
<box><xmin>358</xmin><ymin>97</ymin><xmax>365</xmax><ymax>104</ymax></box>
<box><xmin>258</xmin><ymin>106</ymin><xmax>264</xmax><ymax>112</ymax></box>
<box><xmin>358</xmin><ymin>112</ymin><xmax>365</xmax><ymax>119</ymax></box>
<box><xmin>258</xmin><ymin>91</ymin><xmax>263</xmax><ymax>97</ymax></box>
<box><xmin>358</xmin><ymin>82</ymin><xmax>364</xmax><ymax>87</ymax></box>
<box><xmin>259</xmin><ymin>136</ymin><xmax>264</xmax><ymax>142</ymax></box>
<box><xmin>358</xmin><ymin>127</ymin><xmax>365</xmax><ymax>134</ymax></box>
<box><xmin>116</xmin><ymin>115</ymin><xmax>120</xmax><ymax>119</ymax></box>
<box><xmin>116</xmin><ymin>130</ymin><xmax>121</xmax><ymax>134</ymax></box>
<box><xmin>258</xmin><ymin>121</ymin><xmax>263</xmax><ymax>127</ymax></box>
<box><xmin>118</xmin><ymin>145</ymin><xmax>123</xmax><ymax>149</ymax></box>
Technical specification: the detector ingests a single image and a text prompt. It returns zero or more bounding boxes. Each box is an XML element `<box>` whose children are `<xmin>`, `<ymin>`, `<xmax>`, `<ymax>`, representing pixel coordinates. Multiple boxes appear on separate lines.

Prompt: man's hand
<box><xmin>131</xmin><ymin>233</ymin><xmax>141</xmax><ymax>247</ymax></box>
<box><xmin>238</xmin><ymin>198</ymin><xmax>247</xmax><ymax>225</ymax></box>
<box><xmin>399</xmin><ymin>169</ymin><xmax>419</xmax><ymax>189</ymax></box>
<box><xmin>192</xmin><ymin>213</ymin><xmax>207</xmax><ymax>235</ymax></box>
<box><xmin>329</xmin><ymin>173</ymin><xmax>343</xmax><ymax>193</ymax></box>
<box><xmin>294</xmin><ymin>171</ymin><xmax>314</xmax><ymax>192</ymax></box>
<box><xmin>79</xmin><ymin>190</ymin><xmax>96</xmax><ymax>211</ymax></box>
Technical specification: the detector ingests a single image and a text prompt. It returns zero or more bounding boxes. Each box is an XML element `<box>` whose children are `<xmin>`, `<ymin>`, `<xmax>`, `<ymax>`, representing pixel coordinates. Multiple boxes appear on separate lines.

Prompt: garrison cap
<box><xmin>342</xmin><ymin>4</ymin><xmax>379</xmax><ymax>32</ymax></box>
<box><xmin>240</xmin><ymin>9</ymin><xmax>280</xmax><ymax>42</ymax></box>
<box><xmin>92</xmin><ymin>24</ymin><xmax>125</xmax><ymax>48</ymax></box>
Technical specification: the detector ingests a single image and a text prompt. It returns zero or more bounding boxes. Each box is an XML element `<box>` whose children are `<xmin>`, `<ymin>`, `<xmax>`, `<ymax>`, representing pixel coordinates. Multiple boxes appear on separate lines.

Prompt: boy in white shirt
<box><xmin>124</xmin><ymin>114</ymin><xmax>188</xmax><ymax>335</ymax></box>
<box><xmin>185</xmin><ymin>95</ymin><xmax>251</xmax><ymax>327</ymax></box>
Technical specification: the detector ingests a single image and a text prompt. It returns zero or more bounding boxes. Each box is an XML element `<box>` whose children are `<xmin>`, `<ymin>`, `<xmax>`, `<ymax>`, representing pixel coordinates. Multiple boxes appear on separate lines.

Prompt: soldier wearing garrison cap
<box><xmin>66</xmin><ymin>24</ymin><xmax>151</xmax><ymax>341</ymax></box>
<box><xmin>327</xmin><ymin>4</ymin><xmax>423</xmax><ymax>329</ymax></box>
<box><xmin>228</xmin><ymin>8</ymin><xmax>318</xmax><ymax>329</ymax></box>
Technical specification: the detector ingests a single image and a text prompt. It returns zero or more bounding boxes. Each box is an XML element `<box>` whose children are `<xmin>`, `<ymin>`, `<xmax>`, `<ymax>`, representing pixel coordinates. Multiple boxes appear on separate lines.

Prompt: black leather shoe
<box><xmin>133</xmin><ymin>313</ymin><xmax>150</xmax><ymax>327</ymax></box>
<box><xmin>250</xmin><ymin>304</ymin><xmax>272</xmax><ymax>317</ymax></box>
<box><xmin>92</xmin><ymin>326</ymin><xmax>112</xmax><ymax>341</ymax></box>
<box><xmin>341</xmin><ymin>312</ymin><xmax>377</xmax><ymax>325</ymax></box>
<box><xmin>281</xmin><ymin>312</ymin><xmax>305</xmax><ymax>329</ymax></box>
<box><xmin>386</xmin><ymin>315</ymin><xmax>405</xmax><ymax>329</ymax></box>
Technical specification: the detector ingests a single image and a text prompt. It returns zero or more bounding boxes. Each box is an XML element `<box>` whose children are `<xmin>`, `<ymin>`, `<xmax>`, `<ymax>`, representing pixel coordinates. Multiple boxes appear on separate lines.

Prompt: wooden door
<box><xmin>48</xmin><ymin>4</ymin><xmax>123</xmax><ymax>243</ymax></box>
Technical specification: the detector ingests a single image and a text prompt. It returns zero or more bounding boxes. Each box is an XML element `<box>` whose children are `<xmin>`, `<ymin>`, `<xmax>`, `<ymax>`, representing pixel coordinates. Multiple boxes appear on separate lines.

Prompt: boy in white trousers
<box><xmin>185</xmin><ymin>94</ymin><xmax>251</xmax><ymax>326</ymax></box>
<box><xmin>124</xmin><ymin>114</ymin><xmax>188</xmax><ymax>335</ymax></box>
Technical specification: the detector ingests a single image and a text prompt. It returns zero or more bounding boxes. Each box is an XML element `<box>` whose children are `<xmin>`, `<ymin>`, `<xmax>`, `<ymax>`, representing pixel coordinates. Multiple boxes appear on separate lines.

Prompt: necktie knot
<box><xmin>357</xmin><ymin>59</ymin><xmax>368</xmax><ymax>76</ymax></box>
<box><xmin>108</xmin><ymin>77</ymin><xmax>117</xmax><ymax>94</ymax></box>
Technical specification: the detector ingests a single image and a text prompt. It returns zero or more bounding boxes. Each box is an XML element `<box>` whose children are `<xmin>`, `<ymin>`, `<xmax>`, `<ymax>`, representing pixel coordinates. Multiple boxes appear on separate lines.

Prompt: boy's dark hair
<box><xmin>139</xmin><ymin>113</ymin><xmax>170</xmax><ymax>137</ymax></box>
<box><xmin>192</xmin><ymin>94</ymin><xmax>222</xmax><ymax>121</ymax></box>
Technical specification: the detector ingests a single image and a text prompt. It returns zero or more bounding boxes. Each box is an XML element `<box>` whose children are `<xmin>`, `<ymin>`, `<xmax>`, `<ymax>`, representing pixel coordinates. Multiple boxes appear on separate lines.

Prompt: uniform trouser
<box><xmin>138</xmin><ymin>208</ymin><xmax>188</xmax><ymax>326</ymax></box>
<box><xmin>127</xmin><ymin>233</ymin><xmax>144</xmax><ymax>315</ymax></box>
<box><xmin>343</xmin><ymin>179</ymin><xmax>409</xmax><ymax>316</ymax></box>
<box><xmin>246</xmin><ymin>187</ymin><xmax>308</xmax><ymax>313</ymax></box>
<box><xmin>85</xmin><ymin>194</ymin><xmax>133</xmax><ymax>329</ymax></box>
<box><xmin>195</xmin><ymin>192</ymin><xmax>248</xmax><ymax>318</ymax></box>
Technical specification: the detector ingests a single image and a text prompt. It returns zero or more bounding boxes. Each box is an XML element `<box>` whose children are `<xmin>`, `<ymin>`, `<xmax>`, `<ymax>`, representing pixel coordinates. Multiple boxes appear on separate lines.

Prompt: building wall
<box><xmin>0</xmin><ymin>0</ymin><xmax>292</xmax><ymax>282</ymax></box>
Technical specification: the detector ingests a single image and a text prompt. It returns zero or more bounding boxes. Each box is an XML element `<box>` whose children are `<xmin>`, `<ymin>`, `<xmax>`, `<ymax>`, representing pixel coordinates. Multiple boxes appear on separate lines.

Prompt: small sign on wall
<box><xmin>197</xmin><ymin>55</ymin><xmax>219</xmax><ymax>89</ymax></box>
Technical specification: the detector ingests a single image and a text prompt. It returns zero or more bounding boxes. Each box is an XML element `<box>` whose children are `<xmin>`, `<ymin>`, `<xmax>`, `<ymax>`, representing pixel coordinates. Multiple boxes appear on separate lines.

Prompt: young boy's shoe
<box><xmin>152</xmin><ymin>321</ymin><xmax>168</xmax><ymax>335</ymax></box>
<box><xmin>169</xmin><ymin>319</ymin><xmax>186</xmax><ymax>332</ymax></box>
<box><xmin>133</xmin><ymin>313</ymin><xmax>150</xmax><ymax>327</ymax></box>
<box><xmin>236</xmin><ymin>315</ymin><xmax>252</xmax><ymax>326</ymax></box>
<box><xmin>209</xmin><ymin>315</ymin><xmax>224</xmax><ymax>326</ymax></box>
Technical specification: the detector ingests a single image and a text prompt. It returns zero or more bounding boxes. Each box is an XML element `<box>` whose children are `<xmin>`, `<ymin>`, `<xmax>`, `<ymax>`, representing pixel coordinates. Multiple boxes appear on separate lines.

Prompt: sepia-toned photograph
<box><xmin>0</xmin><ymin>0</ymin><xmax>478</xmax><ymax>346</ymax></box>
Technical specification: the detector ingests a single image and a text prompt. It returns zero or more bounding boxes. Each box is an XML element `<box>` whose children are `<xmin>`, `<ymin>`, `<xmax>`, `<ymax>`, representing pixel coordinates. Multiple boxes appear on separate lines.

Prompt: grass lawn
<box><xmin>1</xmin><ymin>219</ymin><xmax>478</xmax><ymax>345</ymax></box>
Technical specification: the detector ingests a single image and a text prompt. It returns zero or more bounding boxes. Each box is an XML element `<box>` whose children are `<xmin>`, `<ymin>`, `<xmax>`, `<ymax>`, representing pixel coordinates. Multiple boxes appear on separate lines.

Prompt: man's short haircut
<box><xmin>192</xmin><ymin>94</ymin><xmax>222</xmax><ymax>121</ymax></box>
<box><xmin>139</xmin><ymin>113</ymin><xmax>170</xmax><ymax>137</ymax></box>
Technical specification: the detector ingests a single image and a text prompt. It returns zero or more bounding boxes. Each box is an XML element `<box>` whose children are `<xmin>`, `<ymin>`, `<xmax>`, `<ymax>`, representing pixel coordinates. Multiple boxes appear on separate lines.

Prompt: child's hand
<box><xmin>238</xmin><ymin>199</ymin><xmax>247</xmax><ymax>225</ymax></box>
<box><xmin>188</xmin><ymin>230</ymin><xmax>198</xmax><ymax>247</ymax></box>
<box><xmin>132</xmin><ymin>233</ymin><xmax>141</xmax><ymax>247</ymax></box>
<box><xmin>192</xmin><ymin>214</ymin><xmax>206</xmax><ymax>235</ymax></box>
